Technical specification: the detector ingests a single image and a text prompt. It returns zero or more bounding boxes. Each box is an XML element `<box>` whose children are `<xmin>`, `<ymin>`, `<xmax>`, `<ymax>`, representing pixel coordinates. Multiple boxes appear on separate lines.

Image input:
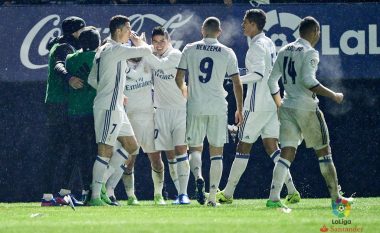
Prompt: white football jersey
<box><xmin>88</xmin><ymin>39</ymin><xmax>152</xmax><ymax>112</ymax></box>
<box><xmin>178</xmin><ymin>38</ymin><xmax>239</xmax><ymax>115</ymax></box>
<box><xmin>241</xmin><ymin>32</ymin><xmax>277</xmax><ymax>112</ymax></box>
<box><xmin>124</xmin><ymin>59</ymin><xmax>154</xmax><ymax>114</ymax></box>
<box><xmin>268</xmin><ymin>38</ymin><xmax>320</xmax><ymax>111</ymax></box>
<box><xmin>144</xmin><ymin>46</ymin><xmax>186</xmax><ymax>110</ymax></box>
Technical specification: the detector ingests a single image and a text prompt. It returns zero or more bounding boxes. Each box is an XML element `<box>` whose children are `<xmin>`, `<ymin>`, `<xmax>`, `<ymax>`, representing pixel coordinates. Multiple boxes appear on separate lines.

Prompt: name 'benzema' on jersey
<box><xmin>178</xmin><ymin>38</ymin><xmax>239</xmax><ymax>115</ymax></box>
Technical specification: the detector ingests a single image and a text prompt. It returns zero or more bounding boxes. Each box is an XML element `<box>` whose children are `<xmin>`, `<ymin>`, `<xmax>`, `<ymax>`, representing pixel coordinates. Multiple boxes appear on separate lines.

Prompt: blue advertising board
<box><xmin>0</xmin><ymin>3</ymin><xmax>379</xmax><ymax>81</ymax></box>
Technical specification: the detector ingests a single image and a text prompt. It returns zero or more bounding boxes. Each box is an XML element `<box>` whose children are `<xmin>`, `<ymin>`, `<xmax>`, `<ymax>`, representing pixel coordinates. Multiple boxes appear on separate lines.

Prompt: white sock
<box><xmin>176</xmin><ymin>153</ymin><xmax>190</xmax><ymax>195</ymax></box>
<box><xmin>319</xmin><ymin>155</ymin><xmax>339</xmax><ymax>200</ymax></box>
<box><xmin>152</xmin><ymin>168</ymin><xmax>164</xmax><ymax>195</ymax></box>
<box><xmin>168</xmin><ymin>158</ymin><xmax>180</xmax><ymax>194</ymax></box>
<box><xmin>122</xmin><ymin>169</ymin><xmax>135</xmax><ymax>197</ymax></box>
<box><xmin>42</xmin><ymin>193</ymin><xmax>53</xmax><ymax>201</ymax></box>
<box><xmin>106</xmin><ymin>164</ymin><xmax>127</xmax><ymax>198</ymax></box>
<box><xmin>58</xmin><ymin>189</ymin><xmax>71</xmax><ymax>196</ymax></box>
<box><xmin>189</xmin><ymin>151</ymin><xmax>203</xmax><ymax>180</ymax></box>
<box><xmin>269</xmin><ymin>157</ymin><xmax>291</xmax><ymax>201</ymax></box>
<box><xmin>224</xmin><ymin>153</ymin><xmax>250</xmax><ymax>198</ymax></box>
<box><xmin>270</xmin><ymin>150</ymin><xmax>297</xmax><ymax>194</ymax></box>
<box><xmin>91</xmin><ymin>156</ymin><xmax>110</xmax><ymax>199</ymax></box>
<box><xmin>209</xmin><ymin>155</ymin><xmax>223</xmax><ymax>203</ymax></box>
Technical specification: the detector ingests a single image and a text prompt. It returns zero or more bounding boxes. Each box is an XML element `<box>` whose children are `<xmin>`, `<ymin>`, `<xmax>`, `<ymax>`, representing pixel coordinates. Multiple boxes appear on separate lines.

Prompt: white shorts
<box><xmin>94</xmin><ymin>108</ymin><xmax>134</xmax><ymax>146</ymax></box>
<box><xmin>154</xmin><ymin>108</ymin><xmax>187</xmax><ymax>151</ymax></box>
<box><xmin>186</xmin><ymin>114</ymin><xmax>228</xmax><ymax>147</ymax></box>
<box><xmin>238</xmin><ymin>110</ymin><xmax>279</xmax><ymax>143</ymax></box>
<box><xmin>279</xmin><ymin>107</ymin><xmax>330</xmax><ymax>150</ymax></box>
<box><xmin>128</xmin><ymin>112</ymin><xmax>156</xmax><ymax>154</ymax></box>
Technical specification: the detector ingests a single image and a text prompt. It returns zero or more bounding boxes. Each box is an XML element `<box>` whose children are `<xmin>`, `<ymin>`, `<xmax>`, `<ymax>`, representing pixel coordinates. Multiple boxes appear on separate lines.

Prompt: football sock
<box><xmin>209</xmin><ymin>155</ymin><xmax>223</xmax><ymax>203</ymax></box>
<box><xmin>152</xmin><ymin>168</ymin><xmax>164</xmax><ymax>195</ymax></box>
<box><xmin>106</xmin><ymin>164</ymin><xmax>127</xmax><ymax>198</ymax></box>
<box><xmin>91</xmin><ymin>156</ymin><xmax>110</xmax><ymax>199</ymax></box>
<box><xmin>224</xmin><ymin>153</ymin><xmax>250</xmax><ymax>198</ymax></box>
<box><xmin>176</xmin><ymin>153</ymin><xmax>190</xmax><ymax>195</ymax></box>
<box><xmin>270</xmin><ymin>150</ymin><xmax>297</xmax><ymax>194</ymax></box>
<box><xmin>122</xmin><ymin>169</ymin><xmax>135</xmax><ymax>197</ymax></box>
<box><xmin>269</xmin><ymin>157</ymin><xmax>291</xmax><ymax>201</ymax></box>
<box><xmin>189</xmin><ymin>151</ymin><xmax>203</xmax><ymax>180</ymax></box>
<box><xmin>318</xmin><ymin>154</ymin><xmax>340</xmax><ymax>200</ymax></box>
<box><xmin>168</xmin><ymin>158</ymin><xmax>180</xmax><ymax>194</ymax></box>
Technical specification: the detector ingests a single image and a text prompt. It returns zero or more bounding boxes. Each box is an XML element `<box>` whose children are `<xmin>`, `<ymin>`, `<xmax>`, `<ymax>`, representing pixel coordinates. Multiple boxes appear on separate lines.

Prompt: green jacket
<box><xmin>65</xmin><ymin>51</ymin><xmax>96</xmax><ymax>116</ymax></box>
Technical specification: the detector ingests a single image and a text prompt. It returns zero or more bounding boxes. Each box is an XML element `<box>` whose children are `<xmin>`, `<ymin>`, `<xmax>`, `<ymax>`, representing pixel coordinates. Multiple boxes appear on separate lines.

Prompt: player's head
<box><xmin>79</xmin><ymin>26</ymin><xmax>101</xmax><ymax>52</ymax></box>
<box><xmin>242</xmin><ymin>9</ymin><xmax>266</xmax><ymax>38</ymax></box>
<box><xmin>151</xmin><ymin>26</ymin><xmax>171</xmax><ymax>56</ymax></box>
<box><xmin>109</xmin><ymin>15</ymin><xmax>131</xmax><ymax>43</ymax></box>
<box><xmin>299</xmin><ymin>16</ymin><xmax>320</xmax><ymax>47</ymax></box>
<box><xmin>62</xmin><ymin>16</ymin><xmax>86</xmax><ymax>38</ymax></box>
<box><xmin>201</xmin><ymin>17</ymin><xmax>222</xmax><ymax>38</ymax></box>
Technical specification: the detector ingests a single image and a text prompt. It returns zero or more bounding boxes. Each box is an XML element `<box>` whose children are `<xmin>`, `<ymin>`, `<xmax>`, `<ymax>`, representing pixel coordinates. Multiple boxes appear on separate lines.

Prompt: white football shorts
<box><xmin>186</xmin><ymin>114</ymin><xmax>228</xmax><ymax>148</ymax></box>
<box><xmin>94</xmin><ymin>108</ymin><xmax>134</xmax><ymax>146</ymax></box>
<box><xmin>154</xmin><ymin>108</ymin><xmax>187</xmax><ymax>151</ymax></box>
<box><xmin>279</xmin><ymin>107</ymin><xmax>330</xmax><ymax>150</ymax></box>
<box><xmin>238</xmin><ymin>110</ymin><xmax>279</xmax><ymax>143</ymax></box>
<box><xmin>128</xmin><ymin>112</ymin><xmax>156</xmax><ymax>154</ymax></box>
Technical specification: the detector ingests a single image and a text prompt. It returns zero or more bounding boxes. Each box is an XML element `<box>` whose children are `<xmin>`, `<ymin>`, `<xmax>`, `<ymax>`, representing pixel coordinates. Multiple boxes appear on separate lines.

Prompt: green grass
<box><xmin>0</xmin><ymin>198</ymin><xmax>379</xmax><ymax>233</ymax></box>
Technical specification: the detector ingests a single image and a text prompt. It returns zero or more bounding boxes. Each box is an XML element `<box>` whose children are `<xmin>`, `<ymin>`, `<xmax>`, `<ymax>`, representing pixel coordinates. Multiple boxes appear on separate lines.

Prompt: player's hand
<box><xmin>130</xmin><ymin>31</ymin><xmax>147</xmax><ymax>47</ymax></box>
<box><xmin>334</xmin><ymin>93</ymin><xmax>344</xmax><ymax>104</ymax></box>
<box><xmin>123</xmin><ymin>96</ymin><xmax>128</xmax><ymax>106</ymax></box>
<box><xmin>235</xmin><ymin>110</ymin><xmax>243</xmax><ymax>127</ymax></box>
<box><xmin>69</xmin><ymin>76</ymin><xmax>84</xmax><ymax>89</ymax></box>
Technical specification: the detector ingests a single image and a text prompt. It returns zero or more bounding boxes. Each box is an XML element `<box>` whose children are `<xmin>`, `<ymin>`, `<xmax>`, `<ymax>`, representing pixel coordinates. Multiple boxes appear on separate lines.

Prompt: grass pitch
<box><xmin>0</xmin><ymin>198</ymin><xmax>379</xmax><ymax>233</ymax></box>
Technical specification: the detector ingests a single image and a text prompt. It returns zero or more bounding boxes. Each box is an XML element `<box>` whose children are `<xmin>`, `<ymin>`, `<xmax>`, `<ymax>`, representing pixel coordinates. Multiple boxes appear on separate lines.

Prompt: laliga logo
<box><xmin>20</xmin><ymin>13</ymin><xmax>193</xmax><ymax>70</ymax></box>
<box><xmin>263</xmin><ymin>10</ymin><xmax>380</xmax><ymax>55</ymax></box>
<box><xmin>264</xmin><ymin>10</ymin><xmax>300</xmax><ymax>51</ymax></box>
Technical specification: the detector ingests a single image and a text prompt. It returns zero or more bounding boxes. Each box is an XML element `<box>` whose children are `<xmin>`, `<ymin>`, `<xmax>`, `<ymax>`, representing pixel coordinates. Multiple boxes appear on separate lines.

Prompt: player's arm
<box><xmin>144</xmin><ymin>51</ymin><xmax>181</xmax><ymax>70</ymax></box>
<box><xmin>301</xmin><ymin>51</ymin><xmax>344</xmax><ymax>104</ymax></box>
<box><xmin>268</xmin><ymin>54</ymin><xmax>283</xmax><ymax>108</ymax></box>
<box><xmin>230</xmin><ymin>74</ymin><xmax>243</xmax><ymax>126</ymax></box>
<box><xmin>240</xmin><ymin>42</ymin><xmax>266</xmax><ymax>84</ymax></box>
<box><xmin>112</xmin><ymin>44</ymin><xmax>152</xmax><ymax>61</ymax></box>
<box><xmin>227</xmin><ymin>50</ymin><xmax>243</xmax><ymax>126</ymax></box>
<box><xmin>87</xmin><ymin>60</ymin><xmax>98</xmax><ymax>90</ymax></box>
<box><xmin>54</xmin><ymin>44</ymin><xmax>83</xmax><ymax>89</ymax></box>
<box><xmin>175</xmin><ymin>69</ymin><xmax>187</xmax><ymax>98</ymax></box>
<box><xmin>175</xmin><ymin>45</ymin><xmax>189</xmax><ymax>98</ymax></box>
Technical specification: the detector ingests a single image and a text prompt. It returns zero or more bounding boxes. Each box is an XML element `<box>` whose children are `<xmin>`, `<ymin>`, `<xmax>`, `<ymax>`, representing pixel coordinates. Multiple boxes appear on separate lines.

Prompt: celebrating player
<box><xmin>266</xmin><ymin>16</ymin><xmax>353</xmax><ymax>210</ymax></box>
<box><xmin>176</xmin><ymin>17</ymin><xmax>243</xmax><ymax>207</ymax></box>
<box><xmin>144</xmin><ymin>26</ymin><xmax>190</xmax><ymax>204</ymax></box>
<box><xmin>217</xmin><ymin>9</ymin><xmax>300</xmax><ymax>205</ymax></box>
<box><xmin>87</xmin><ymin>15</ymin><xmax>152</xmax><ymax>206</ymax></box>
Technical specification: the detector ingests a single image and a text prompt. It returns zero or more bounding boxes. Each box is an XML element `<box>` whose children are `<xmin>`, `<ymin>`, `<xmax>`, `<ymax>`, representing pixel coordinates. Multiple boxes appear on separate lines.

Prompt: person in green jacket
<box><xmin>65</xmin><ymin>26</ymin><xmax>101</xmax><ymax>204</ymax></box>
<box><xmin>42</xmin><ymin>16</ymin><xmax>86</xmax><ymax>207</ymax></box>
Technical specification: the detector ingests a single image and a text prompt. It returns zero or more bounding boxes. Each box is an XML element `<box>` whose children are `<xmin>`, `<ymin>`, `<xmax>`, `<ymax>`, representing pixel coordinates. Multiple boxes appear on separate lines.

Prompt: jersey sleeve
<box><xmin>177</xmin><ymin>45</ymin><xmax>189</xmax><ymax>70</ymax></box>
<box><xmin>87</xmin><ymin>55</ymin><xmax>98</xmax><ymax>90</ymax></box>
<box><xmin>144</xmin><ymin>50</ymin><xmax>181</xmax><ymax>70</ymax></box>
<box><xmin>53</xmin><ymin>44</ymin><xmax>75</xmax><ymax>81</ymax></box>
<box><xmin>240</xmin><ymin>42</ymin><xmax>266</xmax><ymax>84</ymax></box>
<box><xmin>112</xmin><ymin>44</ymin><xmax>152</xmax><ymax>61</ymax></box>
<box><xmin>300</xmin><ymin>50</ymin><xmax>320</xmax><ymax>89</ymax></box>
<box><xmin>226</xmin><ymin>49</ymin><xmax>239</xmax><ymax>77</ymax></box>
<box><xmin>268</xmin><ymin>52</ymin><xmax>282</xmax><ymax>95</ymax></box>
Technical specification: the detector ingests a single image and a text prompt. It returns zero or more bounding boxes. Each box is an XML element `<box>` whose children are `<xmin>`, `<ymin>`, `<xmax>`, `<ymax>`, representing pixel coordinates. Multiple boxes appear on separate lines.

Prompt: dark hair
<box><xmin>109</xmin><ymin>15</ymin><xmax>130</xmax><ymax>36</ymax></box>
<box><xmin>79</xmin><ymin>26</ymin><xmax>101</xmax><ymax>51</ymax></box>
<box><xmin>151</xmin><ymin>26</ymin><xmax>169</xmax><ymax>40</ymax></box>
<box><xmin>299</xmin><ymin>16</ymin><xmax>320</xmax><ymax>37</ymax></box>
<box><xmin>202</xmin><ymin>17</ymin><xmax>221</xmax><ymax>33</ymax></box>
<box><xmin>244</xmin><ymin>9</ymin><xmax>266</xmax><ymax>31</ymax></box>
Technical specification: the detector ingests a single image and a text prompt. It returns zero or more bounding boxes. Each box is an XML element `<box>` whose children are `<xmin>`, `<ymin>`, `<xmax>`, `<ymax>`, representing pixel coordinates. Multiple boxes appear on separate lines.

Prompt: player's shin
<box><xmin>269</xmin><ymin>157</ymin><xmax>291</xmax><ymax>201</ymax></box>
<box><xmin>318</xmin><ymin>155</ymin><xmax>340</xmax><ymax>200</ymax></box>
<box><xmin>176</xmin><ymin>153</ymin><xmax>190</xmax><ymax>195</ymax></box>
<box><xmin>209</xmin><ymin>155</ymin><xmax>223</xmax><ymax>203</ymax></box>
<box><xmin>224</xmin><ymin>153</ymin><xmax>250</xmax><ymax>198</ymax></box>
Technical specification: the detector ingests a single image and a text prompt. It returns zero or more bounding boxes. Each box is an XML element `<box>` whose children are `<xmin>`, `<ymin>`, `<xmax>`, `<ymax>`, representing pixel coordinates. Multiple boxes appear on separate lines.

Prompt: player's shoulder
<box><xmin>168</xmin><ymin>47</ymin><xmax>182</xmax><ymax>56</ymax></box>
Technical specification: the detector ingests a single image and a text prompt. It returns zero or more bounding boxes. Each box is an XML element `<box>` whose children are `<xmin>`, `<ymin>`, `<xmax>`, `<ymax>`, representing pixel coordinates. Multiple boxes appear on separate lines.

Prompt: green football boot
<box><xmin>127</xmin><ymin>196</ymin><xmax>140</xmax><ymax>206</ymax></box>
<box><xmin>216</xmin><ymin>190</ymin><xmax>233</xmax><ymax>204</ymax></box>
<box><xmin>285</xmin><ymin>191</ymin><xmax>301</xmax><ymax>204</ymax></box>
<box><xmin>154</xmin><ymin>194</ymin><xmax>166</xmax><ymax>205</ymax></box>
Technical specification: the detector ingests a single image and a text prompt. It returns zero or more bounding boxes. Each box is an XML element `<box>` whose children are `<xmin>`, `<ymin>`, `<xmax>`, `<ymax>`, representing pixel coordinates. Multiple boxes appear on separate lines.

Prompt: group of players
<box><xmin>42</xmin><ymin>8</ymin><xmax>353</xmax><ymax>210</ymax></box>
